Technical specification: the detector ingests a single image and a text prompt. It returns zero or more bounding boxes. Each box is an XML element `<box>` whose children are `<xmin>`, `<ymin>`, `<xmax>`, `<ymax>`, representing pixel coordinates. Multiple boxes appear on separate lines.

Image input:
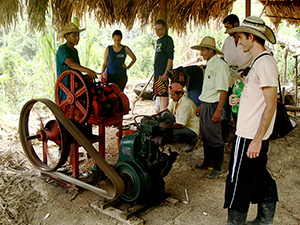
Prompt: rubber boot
<box><xmin>245</xmin><ymin>202</ymin><xmax>276</xmax><ymax>225</ymax></box>
<box><xmin>212</xmin><ymin>146</ymin><xmax>224</xmax><ymax>172</ymax></box>
<box><xmin>195</xmin><ymin>139</ymin><xmax>213</xmax><ymax>169</ymax></box>
<box><xmin>204</xmin><ymin>146</ymin><xmax>224</xmax><ymax>179</ymax></box>
<box><xmin>226</xmin><ymin>208</ymin><xmax>247</xmax><ymax>225</ymax></box>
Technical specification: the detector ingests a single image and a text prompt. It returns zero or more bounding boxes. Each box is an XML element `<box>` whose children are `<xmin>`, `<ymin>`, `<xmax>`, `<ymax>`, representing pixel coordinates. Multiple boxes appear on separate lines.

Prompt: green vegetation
<box><xmin>0</xmin><ymin>2</ymin><xmax>299</xmax><ymax>114</ymax></box>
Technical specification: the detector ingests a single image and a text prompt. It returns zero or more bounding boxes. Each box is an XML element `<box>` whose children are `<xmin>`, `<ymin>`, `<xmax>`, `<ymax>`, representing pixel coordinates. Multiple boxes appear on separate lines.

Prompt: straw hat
<box><xmin>170</xmin><ymin>83</ymin><xmax>186</xmax><ymax>93</ymax></box>
<box><xmin>58</xmin><ymin>23</ymin><xmax>86</xmax><ymax>38</ymax></box>
<box><xmin>191</xmin><ymin>36</ymin><xmax>223</xmax><ymax>55</ymax></box>
<box><xmin>225</xmin><ymin>16</ymin><xmax>276</xmax><ymax>44</ymax></box>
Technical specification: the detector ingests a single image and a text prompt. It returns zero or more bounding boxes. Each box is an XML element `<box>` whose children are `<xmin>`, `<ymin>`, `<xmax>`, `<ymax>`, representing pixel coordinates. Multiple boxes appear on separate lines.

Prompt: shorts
<box><xmin>154</xmin><ymin>75</ymin><xmax>169</xmax><ymax>97</ymax></box>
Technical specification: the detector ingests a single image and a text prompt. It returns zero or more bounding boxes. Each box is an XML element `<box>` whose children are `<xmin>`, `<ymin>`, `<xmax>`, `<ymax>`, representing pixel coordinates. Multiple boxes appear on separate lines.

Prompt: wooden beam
<box><xmin>295</xmin><ymin>56</ymin><xmax>298</xmax><ymax>106</ymax></box>
<box><xmin>158</xmin><ymin>0</ymin><xmax>167</xmax><ymax>21</ymax></box>
<box><xmin>246</xmin><ymin>0</ymin><xmax>251</xmax><ymax>17</ymax></box>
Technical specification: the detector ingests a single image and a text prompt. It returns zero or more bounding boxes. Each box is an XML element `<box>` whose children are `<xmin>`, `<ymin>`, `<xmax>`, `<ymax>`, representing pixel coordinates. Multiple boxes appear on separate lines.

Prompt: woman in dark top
<box><xmin>101</xmin><ymin>30</ymin><xmax>136</xmax><ymax>92</ymax></box>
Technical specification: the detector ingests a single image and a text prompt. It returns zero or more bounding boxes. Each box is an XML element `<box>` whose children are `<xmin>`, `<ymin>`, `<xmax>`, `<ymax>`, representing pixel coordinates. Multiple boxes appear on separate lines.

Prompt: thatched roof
<box><xmin>0</xmin><ymin>0</ymin><xmax>237</xmax><ymax>33</ymax></box>
<box><xmin>258</xmin><ymin>0</ymin><xmax>300</xmax><ymax>27</ymax></box>
<box><xmin>1</xmin><ymin>0</ymin><xmax>300</xmax><ymax>33</ymax></box>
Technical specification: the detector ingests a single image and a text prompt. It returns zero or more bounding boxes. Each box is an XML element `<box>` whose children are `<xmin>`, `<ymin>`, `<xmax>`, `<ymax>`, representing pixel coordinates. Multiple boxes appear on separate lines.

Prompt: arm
<box><xmin>101</xmin><ymin>47</ymin><xmax>109</xmax><ymax>72</ymax></box>
<box><xmin>247</xmin><ymin>86</ymin><xmax>277</xmax><ymax>158</ymax></box>
<box><xmin>212</xmin><ymin>90</ymin><xmax>227</xmax><ymax>123</ymax></box>
<box><xmin>162</xmin><ymin>58</ymin><xmax>173</xmax><ymax>81</ymax></box>
<box><xmin>99</xmin><ymin>47</ymin><xmax>109</xmax><ymax>82</ymax></box>
<box><xmin>153</xmin><ymin>108</ymin><xmax>170</xmax><ymax>117</ymax></box>
<box><xmin>124</xmin><ymin>47</ymin><xmax>136</xmax><ymax>70</ymax></box>
<box><xmin>195</xmin><ymin>104</ymin><xmax>201</xmax><ymax>117</ymax></box>
<box><xmin>64</xmin><ymin>58</ymin><xmax>99</xmax><ymax>79</ymax></box>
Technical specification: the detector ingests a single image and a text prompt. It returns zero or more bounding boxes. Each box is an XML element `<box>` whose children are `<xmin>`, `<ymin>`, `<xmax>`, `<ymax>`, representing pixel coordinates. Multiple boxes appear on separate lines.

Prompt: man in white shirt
<box><xmin>221</xmin><ymin>14</ymin><xmax>253</xmax><ymax>142</ymax></box>
<box><xmin>223</xmin><ymin>16</ymin><xmax>278</xmax><ymax>225</ymax></box>
<box><xmin>191</xmin><ymin>36</ymin><xmax>230</xmax><ymax>179</ymax></box>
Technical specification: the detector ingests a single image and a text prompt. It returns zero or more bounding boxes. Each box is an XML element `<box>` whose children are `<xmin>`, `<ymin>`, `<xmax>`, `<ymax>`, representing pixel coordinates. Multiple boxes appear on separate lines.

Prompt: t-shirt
<box><xmin>236</xmin><ymin>51</ymin><xmax>278</xmax><ymax>140</ymax></box>
<box><xmin>154</xmin><ymin>35</ymin><xmax>174</xmax><ymax>76</ymax></box>
<box><xmin>56</xmin><ymin>44</ymin><xmax>80</xmax><ymax>78</ymax></box>
<box><xmin>184</xmin><ymin>65</ymin><xmax>204</xmax><ymax>92</ymax></box>
<box><xmin>107</xmin><ymin>45</ymin><xmax>127</xmax><ymax>75</ymax></box>
<box><xmin>222</xmin><ymin>36</ymin><xmax>253</xmax><ymax>70</ymax></box>
<box><xmin>56</xmin><ymin>44</ymin><xmax>81</xmax><ymax>99</ymax></box>
<box><xmin>199</xmin><ymin>55</ymin><xmax>230</xmax><ymax>103</ymax></box>
<box><xmin>168</xmin><ymin>95</ymin><xmax>199</xmax><ymax>135</ymax></box>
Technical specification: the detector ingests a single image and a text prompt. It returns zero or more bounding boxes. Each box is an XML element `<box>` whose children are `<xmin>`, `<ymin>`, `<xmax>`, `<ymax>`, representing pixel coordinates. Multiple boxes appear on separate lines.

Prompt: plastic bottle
<box><xmin>231</xmin><ymin>79</ymin><xmax>244</xmax><ymax>114</ymax></box>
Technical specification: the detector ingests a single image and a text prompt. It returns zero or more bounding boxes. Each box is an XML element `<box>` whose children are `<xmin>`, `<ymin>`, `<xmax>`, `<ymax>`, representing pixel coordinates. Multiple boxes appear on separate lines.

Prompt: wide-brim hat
<box><xmin>191</xmin><ymin>36</ymin><xmax>223</xmax><ymax>55</ymax></box>
<box><xmin>225</xmin><ymin>16</ymin><xmax>276</xmax><ymax>44</ymax></box>
<box><xmin>58</xmin><ymin>23</ymin><xmax>86</xmax><ymax>38</ymax></box>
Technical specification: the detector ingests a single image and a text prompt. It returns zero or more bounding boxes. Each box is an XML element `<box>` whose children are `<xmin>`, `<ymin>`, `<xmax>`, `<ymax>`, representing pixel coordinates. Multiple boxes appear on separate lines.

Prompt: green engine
<box><xmin>114</xmin><ymin>115</ymin><xmax>178</xmax><ymax>202</ymax></box>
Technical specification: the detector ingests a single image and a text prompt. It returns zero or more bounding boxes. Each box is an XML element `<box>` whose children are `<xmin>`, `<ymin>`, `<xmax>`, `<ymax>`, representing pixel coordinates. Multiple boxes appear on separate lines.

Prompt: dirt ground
<box><xmin>1</xmin><ymin>87</ymin><xmax>300</xmax><ymax>225</ymax></box>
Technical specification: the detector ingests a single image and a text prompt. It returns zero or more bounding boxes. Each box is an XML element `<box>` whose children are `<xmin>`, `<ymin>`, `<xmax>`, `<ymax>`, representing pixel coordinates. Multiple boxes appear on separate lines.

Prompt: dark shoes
<box><xmin>204</xmin><ymin>169</ymin><xmax>223</xmax><ymax>179</ymax></box>
<box><xmin>184</xmin><ymin>138</ymin><xmax>198</xmax><ymax>152</ymax></box>
<box><xmin>194</xmin><ymin>161</ymin><xmax>213</xmax><ymax>169</ymax></box>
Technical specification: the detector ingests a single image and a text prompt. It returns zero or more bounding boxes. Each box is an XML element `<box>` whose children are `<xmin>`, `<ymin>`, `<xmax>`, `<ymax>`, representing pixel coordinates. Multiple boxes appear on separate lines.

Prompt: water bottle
<box><xmin>231</xmin><ymin>79</ymin><xmax>244</xmax><ymax>114</ymax></box>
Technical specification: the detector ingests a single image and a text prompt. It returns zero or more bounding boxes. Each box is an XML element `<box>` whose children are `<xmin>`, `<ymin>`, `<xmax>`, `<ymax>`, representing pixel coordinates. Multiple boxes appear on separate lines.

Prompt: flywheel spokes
<box><xmin>55</xmin><ymin>70</ymin><xmax>91</xmax><ymax>124</ymax></box>
<box><xmin>19</xmin><ymin>100</ymin><xmax>70</xmax><ymax>171</ymax></box>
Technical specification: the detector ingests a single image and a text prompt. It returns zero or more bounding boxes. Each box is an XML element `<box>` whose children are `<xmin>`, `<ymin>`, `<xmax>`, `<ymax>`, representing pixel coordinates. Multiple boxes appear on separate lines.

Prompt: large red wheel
<box><xmin>55</xmin><ymin>70</ymin><xmax>91</xmax><ymax>124</ymax></box>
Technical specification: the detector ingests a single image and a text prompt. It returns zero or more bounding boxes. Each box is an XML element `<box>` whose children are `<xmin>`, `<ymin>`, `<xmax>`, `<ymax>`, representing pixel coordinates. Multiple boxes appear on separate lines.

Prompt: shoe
<box><xmin>194</xmin><ymin>161</ymin><xmax>213</xmax><ymax>169</ymax></box>
<box><xmin>184</xmin><ymin>138</ymin><xmax>198</xmax><ymax>152</ymax></box>
<box><xmin>204</xmin><ymin>169</ymin><xmax>223</xmax><ymax>179</ymax></box>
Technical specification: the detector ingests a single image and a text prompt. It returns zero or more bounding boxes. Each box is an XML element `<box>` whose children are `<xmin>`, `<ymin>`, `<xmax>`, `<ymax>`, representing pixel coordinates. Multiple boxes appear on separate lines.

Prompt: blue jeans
<box><xmin>187</xmin><ymin>89</ymin><xmax>201</xmax><ymax>107</ymax></box>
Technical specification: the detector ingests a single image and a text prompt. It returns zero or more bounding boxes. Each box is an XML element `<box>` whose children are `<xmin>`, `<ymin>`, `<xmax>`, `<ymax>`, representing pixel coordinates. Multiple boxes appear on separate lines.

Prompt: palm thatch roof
<box><xmin>0</xmin><ymin>0</ymin><xmax>237</xmax><ymax>33</ymax></box>
<box><xmin>258</xmin><ymin>0</ymin><xmax>300</xmax><ymax>27</ymax></box>
<box><xmin>0</xmin><ymin>0</ymin><xmax>300</xmax><ymax>33</ymax></box>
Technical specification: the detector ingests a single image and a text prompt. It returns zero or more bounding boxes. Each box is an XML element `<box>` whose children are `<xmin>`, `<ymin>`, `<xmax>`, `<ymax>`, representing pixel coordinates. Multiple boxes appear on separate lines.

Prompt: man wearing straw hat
<box><xmin>223</xmin><ymin>16</ymin><xmax>278</xmax><ymax>225</ymax></box>
<box><xmin>191</xmin><ymin>36</ymin><xmax>230</xmax><ymax>179</ymax></box>
<box><xmin>56</xmin><ymin>23</ymin><xmax>100</xmax><ymax>99</ymax></box>
<box><xmin>221</xmin><ymin>14</ymin><xmax>253</xmax><ymax>142</ymax></box>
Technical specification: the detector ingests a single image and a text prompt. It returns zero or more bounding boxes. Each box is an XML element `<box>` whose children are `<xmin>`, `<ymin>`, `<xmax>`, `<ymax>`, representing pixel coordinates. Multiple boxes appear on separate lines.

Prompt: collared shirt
<box><xmin>236</xmin><ymin>51</ymin><xmax>278</xmax><ymax>140</ymax></box>
<box><xmin>199</xmin><ymin>54</ymin><xmax>230</xmax><ymax>103</ymax></box>
<box><xmin>222</xmin><ymin>36</ymin><xmax>253</xmax><ymax>87</ymax></box>
<box><xmin>168</xmin><ymin>95</ymin><xmax>199</xmax><ymax>135</ymax></box>
<box><xmin>222</xmin><ymin>36</ymin><xmax>253</xmax><ymax>70</ymax></box>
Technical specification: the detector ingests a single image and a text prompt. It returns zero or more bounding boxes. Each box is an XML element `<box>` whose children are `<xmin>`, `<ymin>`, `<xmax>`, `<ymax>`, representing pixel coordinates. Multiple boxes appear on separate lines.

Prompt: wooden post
<box><xmin>158</xmin><ymin>0</ymin><xmax>168</xmax><ymax>21</ymax></box>
<box><xmin>295</xmin><ymin>55</ymin><xmax>298</xmax><ymax>106</ymax></box>
<box><xmin>246</xmin><ymin>0</ymin><xmax>251</xmax><ymax>17</ymax></box>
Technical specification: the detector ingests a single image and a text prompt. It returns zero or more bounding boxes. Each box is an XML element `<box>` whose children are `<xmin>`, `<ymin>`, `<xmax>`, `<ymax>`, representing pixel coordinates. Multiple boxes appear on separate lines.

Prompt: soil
<box><xmin>1</xmin><ymin>86</ymin><xmax>300</xmax><ymax>225</ymax></box>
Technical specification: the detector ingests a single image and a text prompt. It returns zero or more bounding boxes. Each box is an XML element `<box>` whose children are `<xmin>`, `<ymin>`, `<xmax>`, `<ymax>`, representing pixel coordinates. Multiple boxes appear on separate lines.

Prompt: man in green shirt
<box><xmin>56</xmin><ymin>23</ymin><xmax>100</xmax><ymax>99</ymax></box>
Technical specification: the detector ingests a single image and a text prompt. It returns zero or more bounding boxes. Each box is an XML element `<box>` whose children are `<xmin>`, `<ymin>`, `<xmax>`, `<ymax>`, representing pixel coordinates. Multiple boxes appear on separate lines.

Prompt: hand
<box><xmin>195</xmin><ymin>105</ymin><xmax>201</xmax><ymax>117</ymax></box>
<box><xmin>229</xmin><ymin>94</ymin><xmax>240</xmax><ymax>106</ymax></box>
<box><xmin>100</xmin><ymin>71</ymin><xmax>107</xmax><ymax>83</ymax></box>
<box><xmin>211</xmin><ymin>109</ymin><xmax>222</xmax><ymax>123</ymax></box>
<box><xmin>122</xmin><ymin>64</ymin><xmax>127</xmax><ymax>69</ymax></box>
<box><xmin>162</xmin><ymin>74</ymin><xmax>168</xmax><ymax>82</ymax></box>
<box><xmin>86</xmin><ymin>70</ymin><xmax>98</xmax><ymax>79</ymax></box>
<box><xmin>247</xmin><ymin>139</ymin><xmax>262</xmax><ymax>158</ymax></box>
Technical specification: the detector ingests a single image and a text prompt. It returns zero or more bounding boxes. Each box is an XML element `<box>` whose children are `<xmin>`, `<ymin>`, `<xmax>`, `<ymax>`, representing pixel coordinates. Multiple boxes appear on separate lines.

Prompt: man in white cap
<box><xmin>191</xmin><ymin>36</ymin><xmax>230</xmax><ymax>179</ymax></box>
<box><xmin>154</xmin><ymin>83</ymin><xmax>199</xmax><ymax>152</ymax></box>
<box><xmin>223</xmin><ymin>16</ymin><xmax>278</xmax><ymax>225</ymax></box>
<box><xmin>56</xmin><ymin>23</ymin><xmax>100</xmax><ymax>99</ymax></box>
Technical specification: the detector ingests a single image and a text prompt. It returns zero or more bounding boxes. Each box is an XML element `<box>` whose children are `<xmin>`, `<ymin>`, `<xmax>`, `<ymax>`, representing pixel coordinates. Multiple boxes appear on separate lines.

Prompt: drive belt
<box><xmin>19</xmin><ymin>98</ymin><xmax>125</xmax><ymax>199</ymax></box>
